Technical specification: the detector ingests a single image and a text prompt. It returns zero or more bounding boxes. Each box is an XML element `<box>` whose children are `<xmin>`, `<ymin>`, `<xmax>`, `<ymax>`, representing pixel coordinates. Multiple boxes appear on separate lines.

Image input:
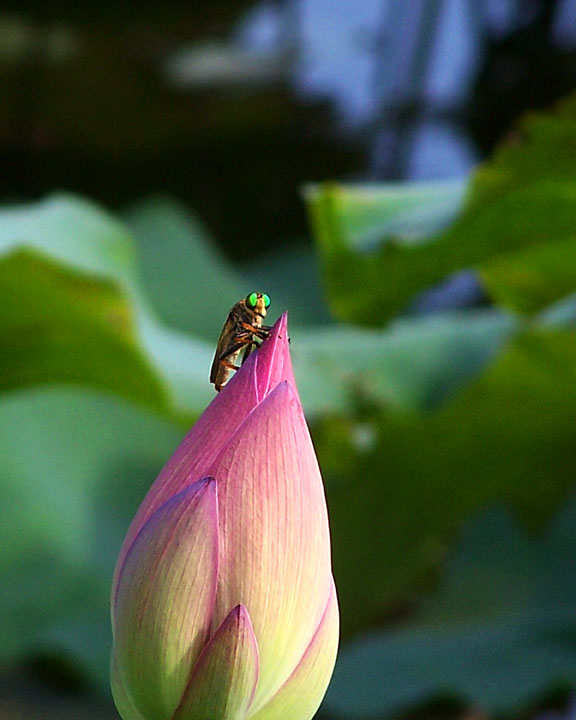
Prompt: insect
<box><xmin>210</xmin><ymin>292</ymin><xmax>272</xmax><ymax>391</ymax></box>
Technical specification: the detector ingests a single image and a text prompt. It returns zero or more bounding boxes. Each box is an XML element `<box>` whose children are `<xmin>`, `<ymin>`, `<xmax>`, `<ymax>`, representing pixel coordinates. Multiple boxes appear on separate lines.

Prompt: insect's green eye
<box><xmin>246</xmin><ymin>292</ymin><xmax>258</xmax><ymax>308</ymax></box>
<box><xmin>263</xmin><ymin>293</ymin><xmax>271</xmax><ymax>308</ymax></box>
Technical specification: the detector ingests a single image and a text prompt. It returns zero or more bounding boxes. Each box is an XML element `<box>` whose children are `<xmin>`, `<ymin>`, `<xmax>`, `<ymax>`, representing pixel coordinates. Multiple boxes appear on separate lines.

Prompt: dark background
<box><xmin>0</xmin><ymin>0</ymin><xmax>574</xmax><ymax>255</ymax></box>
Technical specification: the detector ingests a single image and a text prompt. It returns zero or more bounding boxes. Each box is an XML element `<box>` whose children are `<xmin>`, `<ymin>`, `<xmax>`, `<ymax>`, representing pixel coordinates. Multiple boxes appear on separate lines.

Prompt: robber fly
<box><xmin>210</xmin><ymin>292</ymin><xmax>271</xmax><ymax>391</ymax></box>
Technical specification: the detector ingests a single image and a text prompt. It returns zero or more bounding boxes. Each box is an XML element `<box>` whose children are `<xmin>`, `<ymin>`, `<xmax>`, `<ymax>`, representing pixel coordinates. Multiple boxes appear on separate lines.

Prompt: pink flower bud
<box><xmin>111</xmin><ymin>314</ymin><xmax>339</xmax><ymax>720</ymax></box>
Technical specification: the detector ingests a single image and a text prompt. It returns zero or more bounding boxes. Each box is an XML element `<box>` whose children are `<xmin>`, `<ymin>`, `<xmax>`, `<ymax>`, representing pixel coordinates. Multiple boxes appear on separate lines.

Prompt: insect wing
<box><xmin>241</xmin><ymin>339</ymin><xmax>255</xmax><ymax>365</ymax></box>
<box><xmin>210</xmin><ymin>312</ymin><xmax>237</xmax><ymax>387</ymax></box>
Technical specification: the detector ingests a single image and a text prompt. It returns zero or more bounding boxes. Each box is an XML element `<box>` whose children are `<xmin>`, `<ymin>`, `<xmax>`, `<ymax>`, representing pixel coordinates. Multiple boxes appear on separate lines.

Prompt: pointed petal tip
<box><xmin>172</xmin><ymin>603</ymin><xmax>259</xmax><ymax>720</ymax></box>
<box><xmin>254</xmin><ymin>312</ymin><xmax>296</xmax><ymax>399</ymax></box>
<box><xmin>258</xmin><ymin>314</ymin><xmax>289</xmax><ymax>353</ymax></box>
<box><xmin>230</xmin><ymin>603</ymin><xmax>250</xmax><ymax>622</ymax></box>
<box><xmin>266</xmin><ymin>378</ymin><xmax>296</xmax><ymax>403</ymax></box>
<box><xmin>272</xmin><ymin>312</ymin><xmax>288</xmax><ymax>336</ymax></box>
<box><xmin>267</xmin><ymin>313</ymin><xmax>290</xmax><ymax>352</ymax></box>
<box><xmin>212</xmin><ymin>603</ymin><xmax>256</xmax><ymax>643</ymax></box>
<box><xmin>113</xmin><ymin>475</ymin><xmax>219</xmax><ymax>603</ymax></box>
<box><xmin>197</xmin><ymin>475</ymin><xmax>217</xmax><ymax>492</ymax></box>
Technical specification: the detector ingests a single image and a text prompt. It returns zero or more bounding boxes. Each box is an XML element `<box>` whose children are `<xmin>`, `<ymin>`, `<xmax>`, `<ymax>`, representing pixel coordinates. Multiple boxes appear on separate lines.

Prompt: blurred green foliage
<box><xmin>326</xmin><ymin>496</ymin><xmax>576</xmax><ymax>717</ymax></box>
<box><xmin>2</xmin><ymin>95</ymin><xmax>576</xmax><ymax>719</ymax></box>
<box><xmin>307</xmin><ymin>94</ymin><xmax>576</xmax><ymax>326</ymax></box>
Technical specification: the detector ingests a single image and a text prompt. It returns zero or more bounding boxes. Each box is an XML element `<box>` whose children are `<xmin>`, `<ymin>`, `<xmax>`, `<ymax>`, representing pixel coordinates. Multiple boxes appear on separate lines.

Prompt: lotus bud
<box><xmin>111</xmin><ymin>314</ymin><xmax>339</xmax><ymax>720</ymax></box>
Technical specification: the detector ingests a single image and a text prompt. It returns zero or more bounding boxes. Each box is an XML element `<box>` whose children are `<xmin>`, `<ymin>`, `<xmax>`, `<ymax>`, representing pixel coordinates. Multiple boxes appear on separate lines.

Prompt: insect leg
<box><xmin>241</xmin><ymin>340</ymin><xmax>259</xmax><ymax>365</ymax></box>
<box><xmin>255</xmin><ymin>327</ymin><xmax>271</xmax><ymax>340</ymax></box>
<box><xmin>217</xmin><ymin>336</ymin><xmax>253</xmax><ymax>370</ymax></box>
<box><xmin>240</xmin><ymin>322</ymin><xmax>271</xmax><ymax>341</ymax></box>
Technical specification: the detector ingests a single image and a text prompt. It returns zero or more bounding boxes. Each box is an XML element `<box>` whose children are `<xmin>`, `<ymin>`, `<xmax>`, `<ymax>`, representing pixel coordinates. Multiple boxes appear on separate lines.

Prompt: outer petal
<box><xmin>252</xmin><ymin>313</ymin><xmax>296</xmax><ymax>403</ymax></box>
<box><xmin>116</xmin><ymin>315</ymin><xmax>293</xmax><ymax>576</ymax></box>
<box><xmin>248</xmin><ymin>582</ymin><xmax>339</xmax><ymax>720</ymax></box>
<box><xmin>111</xmin><ymin>652</ymin><xmax>147</xmax><ymax>720</ymax></box>
<box><xmin>208</xmin><ymin>381</ymin><xmax>333</xmax><ymax>711</ymax></box>
<box><xmin>113</xmin><ymin>478</ymin><xmax>219</xmax><ymax>720</ymax></box>
<box><xmin>172</xmin><ymin>604</ymin><xmax>259</xmax><ymax>720</ymax></box>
